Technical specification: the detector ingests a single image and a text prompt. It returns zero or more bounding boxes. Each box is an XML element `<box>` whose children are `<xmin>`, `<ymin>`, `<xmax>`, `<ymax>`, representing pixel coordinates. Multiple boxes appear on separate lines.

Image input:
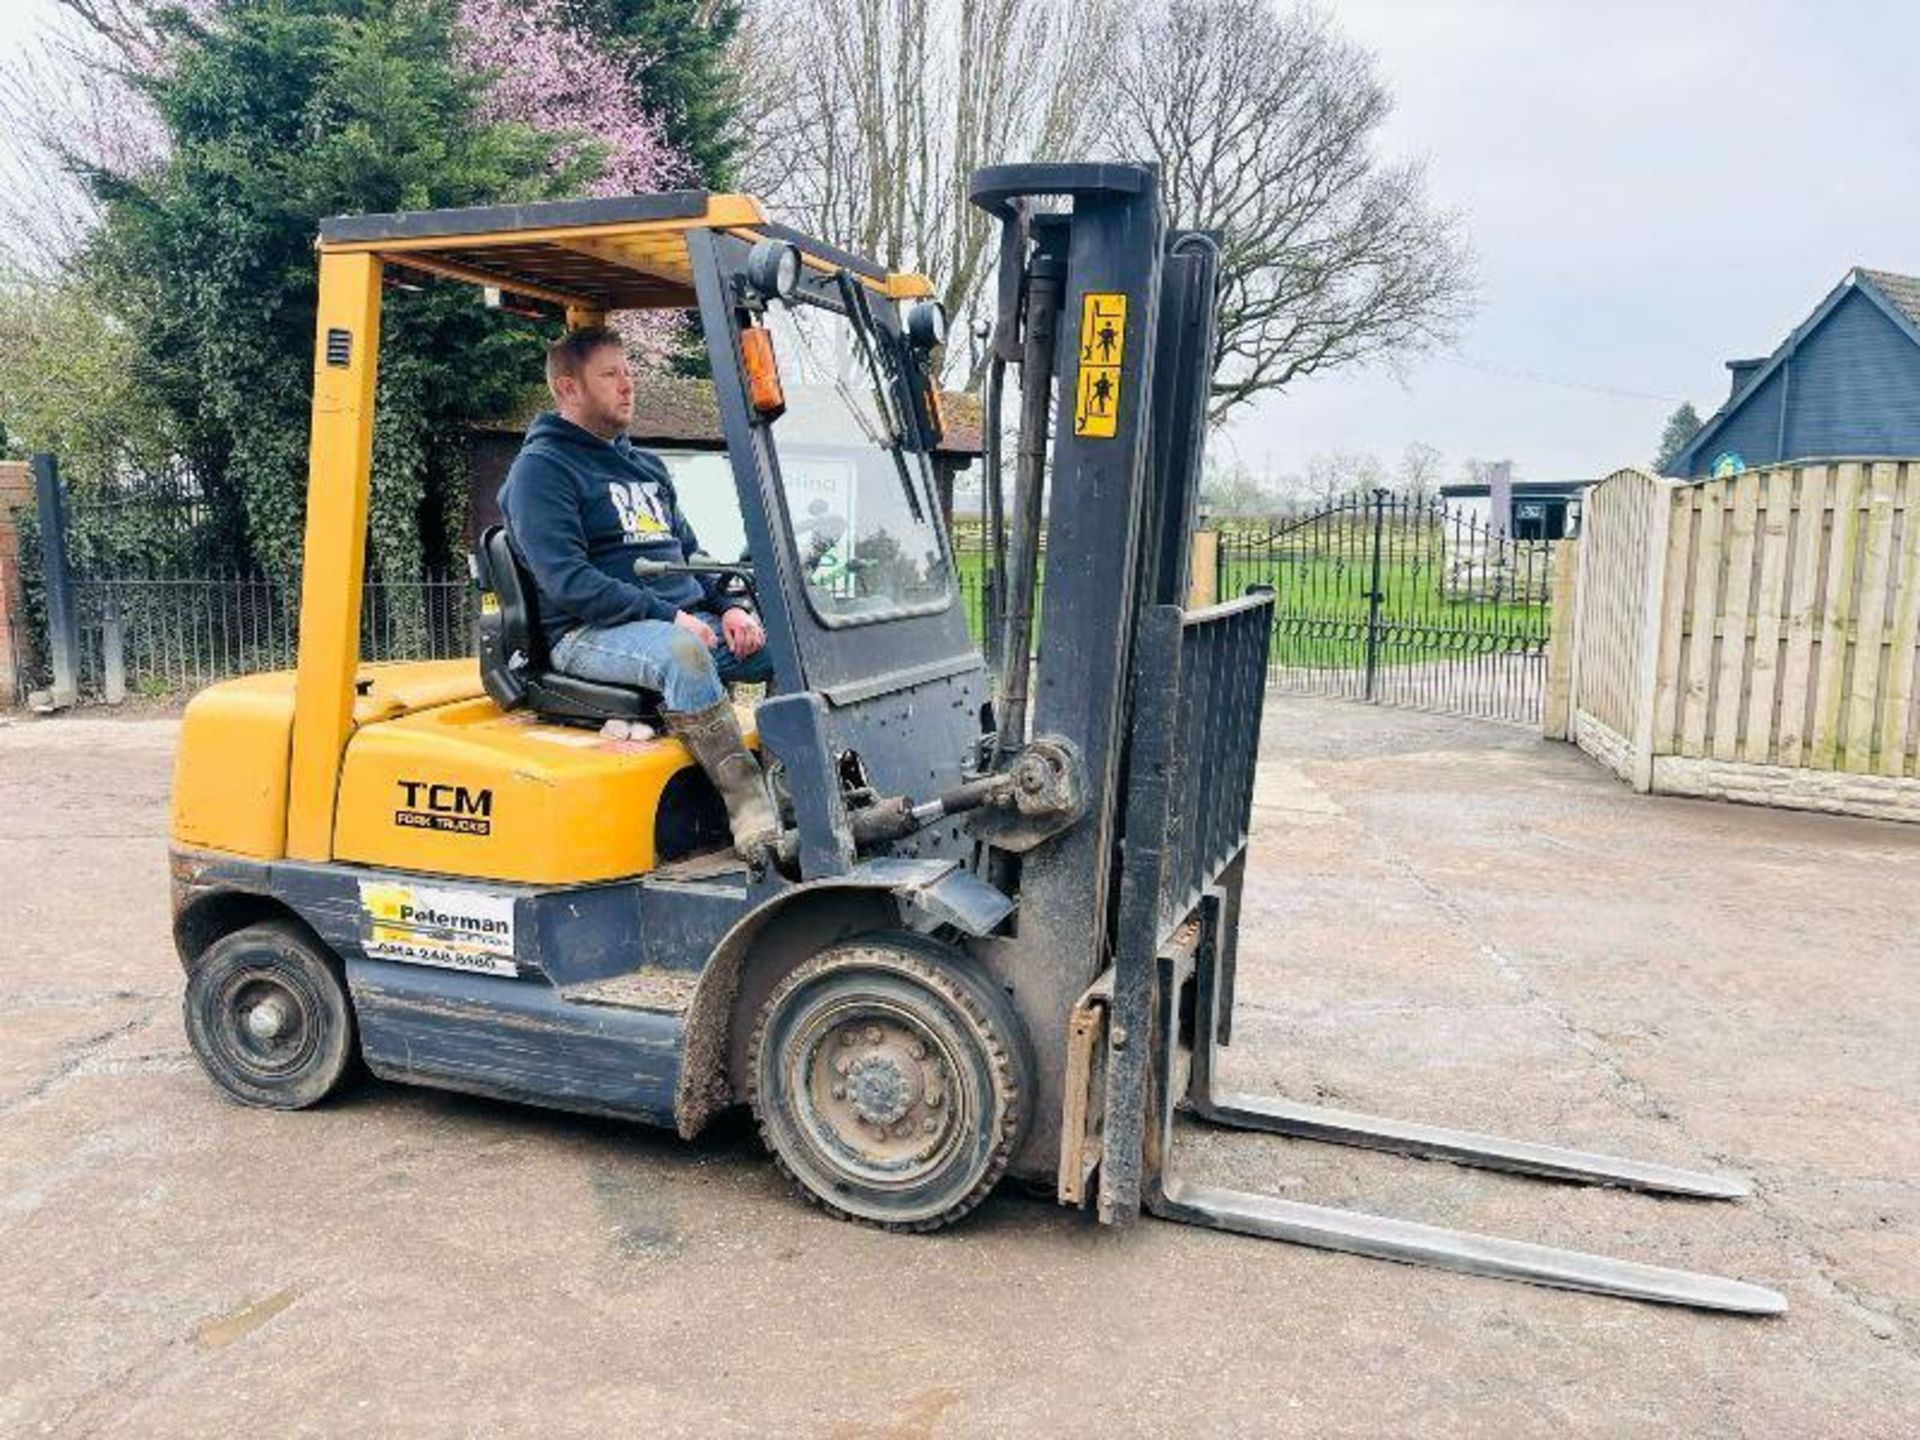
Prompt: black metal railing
<box><xmin>1215</xmin><ymin>490</ymin><xmax>1555</xmax><ymax>725</ymax></box>
<box><xmin>70</xmin><ymin>568</ymin><xmax>474</xmax><ymax>700</ymax></box>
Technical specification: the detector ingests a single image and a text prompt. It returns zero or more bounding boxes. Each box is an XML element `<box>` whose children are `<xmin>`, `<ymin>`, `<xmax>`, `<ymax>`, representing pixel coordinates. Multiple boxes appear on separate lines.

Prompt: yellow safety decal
<box><xmin>1073</xmin><ymin>292</ymin><xmax>1128</xmax><ymax>438</ymax></box>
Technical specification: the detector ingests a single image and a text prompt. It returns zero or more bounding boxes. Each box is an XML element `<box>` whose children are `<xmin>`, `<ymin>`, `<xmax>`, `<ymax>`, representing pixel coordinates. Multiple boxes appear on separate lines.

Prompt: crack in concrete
<box><xmin>0</xmin><ymin>1006</ymin><xmax>163</xmax><ymax>1120</ymax></box>
<box><xmin>1366</xmin><ymin>829</ymin><xmax>1920</xmax><ymax>1361</ymax></box>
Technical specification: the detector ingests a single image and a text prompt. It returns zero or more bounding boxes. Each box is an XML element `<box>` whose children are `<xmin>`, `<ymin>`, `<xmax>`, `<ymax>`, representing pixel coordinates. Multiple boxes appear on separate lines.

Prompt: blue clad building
<box><xmin>1669</xmin><ymin>268</ymin><xmax>1920</xmax><ymax>479</ymax></box>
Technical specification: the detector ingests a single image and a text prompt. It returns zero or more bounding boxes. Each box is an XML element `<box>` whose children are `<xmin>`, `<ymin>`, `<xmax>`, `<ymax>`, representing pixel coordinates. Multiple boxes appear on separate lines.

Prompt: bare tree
<box><xmin>0</xmin><ymin>3</ymin><xmax>170</xmax><ymax>274</ymax></box>
<box><xmin>737</xmin><ymin>0</ymin><xmax>1122</xmax><ymax>384</ymax></box>
<box><xmin>1302</xmin><ymin>449</ymin><xmax>1387</xmax><ymax>507</ymax></box>
<box><xmin>1200</xmin><ymin>458</ymin><xmax>1286</xmax><ymax>521</ymax></box>
<box><xmin>1396</xmin><ymin>440</ymin><xmax>1445</xmax><ymax>502</ymax></box>
<box><xmin>1113</xmin><ymin>0</ymin><xmax>1474</xmax><ymax>422</ymax></box>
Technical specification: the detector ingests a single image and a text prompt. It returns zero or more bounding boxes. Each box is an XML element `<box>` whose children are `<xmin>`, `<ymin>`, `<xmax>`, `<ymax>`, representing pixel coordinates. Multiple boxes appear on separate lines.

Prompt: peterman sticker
<box><xmin>359</xmin><ymin>881</ymin><xmax>518</xmax><ymax>978</ymax></box>
<box><xmin>1073</xmin><ymin>292</ymin><xmax>1127</xmax><ymax>438</ymax></box>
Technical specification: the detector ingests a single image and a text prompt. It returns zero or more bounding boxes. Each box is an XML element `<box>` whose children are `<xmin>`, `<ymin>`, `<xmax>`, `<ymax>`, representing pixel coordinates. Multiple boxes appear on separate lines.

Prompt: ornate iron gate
<box><xmin>1216</xmin><ymin>489</ymin><xmax>1556</xmax><ymax>725</ymax></box>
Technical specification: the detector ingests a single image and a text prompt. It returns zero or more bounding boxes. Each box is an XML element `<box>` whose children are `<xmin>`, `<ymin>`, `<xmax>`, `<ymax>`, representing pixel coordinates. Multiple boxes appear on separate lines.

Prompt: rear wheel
<box><xmin>747</xmin><ymin>935</ymin><xmax>1031</xmax><ymax>1231</ymax></box>
<box><xmin>184</xmin><ymin>920</ymin><xmax>357</xmax><ymax>1109</ymax></box>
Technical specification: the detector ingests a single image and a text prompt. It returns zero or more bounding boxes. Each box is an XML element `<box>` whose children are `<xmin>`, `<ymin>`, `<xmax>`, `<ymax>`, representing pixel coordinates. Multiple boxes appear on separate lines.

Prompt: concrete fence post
<box><xmin>101</xmin><ymin>592</ymin><xmax>126</xmax><ymax>706</ymax></box>
<box><xmin>1630</xmin><ymin>481</ymin><xmax>1675</xmax><ymax>793</ymax></box>
<box><xmin>1542</xmin><ymin>537</ymin><xmax>1580</xmax><ymax>740</ymax></box>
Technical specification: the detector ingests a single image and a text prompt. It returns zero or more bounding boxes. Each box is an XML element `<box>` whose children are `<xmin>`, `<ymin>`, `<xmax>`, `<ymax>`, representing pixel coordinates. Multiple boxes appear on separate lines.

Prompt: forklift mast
<box><xmin>966</xmin><ymin>165</ymin><xmax>1784</xmax><ymax>1313</ymax></box>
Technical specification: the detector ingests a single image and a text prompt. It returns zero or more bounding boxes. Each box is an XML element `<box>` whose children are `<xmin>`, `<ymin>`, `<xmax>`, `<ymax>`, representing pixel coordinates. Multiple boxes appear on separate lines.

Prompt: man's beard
<box><xmin>589</xmin><ymin>400</ymin><xmax>631</xmax><ymax>438</ymax></box>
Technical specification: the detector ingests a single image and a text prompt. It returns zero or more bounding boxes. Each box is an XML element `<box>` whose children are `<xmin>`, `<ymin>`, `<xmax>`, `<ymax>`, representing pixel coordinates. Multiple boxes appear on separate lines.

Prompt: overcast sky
<box><xmin>6</xmin><ymin>0</ymin><xmax>1917</xmax><ymax>488</ymax></box>
<box><xmin>1223</xmin><ymin>0</ymin><xmax>1920</xmax><ymax>484</ymax></box>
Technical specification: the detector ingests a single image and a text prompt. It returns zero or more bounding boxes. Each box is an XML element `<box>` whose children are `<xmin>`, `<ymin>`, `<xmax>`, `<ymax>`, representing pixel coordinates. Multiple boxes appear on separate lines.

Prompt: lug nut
<box><xmin>865</xmin><ymin>1026</ymin><xmax>882</xmax><ymax>1044</ymax></box>
<box><xmin>922</xmin><ymin>1118</ymin><xmax>938</xmax><ymax>1134</ymax></box>
<box><xmin>840</xmin><ymin>1032</ymin><xmax>855</xmax><ymax>1047</ymax></box>
<box><xmin>908</xmin><ymin>1042</ymin><xmax>926</xmax><ymax>1061</ymax></box>
<box><xmin>831</xmin><ymin>1084</ymin><xmax>845</xmax><ymax>1100</ymax></box>
<box><xmin>835</xmin><ymin>1056</ymin><xmax>851</xmax><ymax>1075</ymax></box>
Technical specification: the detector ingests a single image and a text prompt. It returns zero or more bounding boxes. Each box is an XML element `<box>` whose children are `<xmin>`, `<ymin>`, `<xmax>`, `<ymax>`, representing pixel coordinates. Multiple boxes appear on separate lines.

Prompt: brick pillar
<box><xmin>0</xmin><ymin>459</ymin><xmax>33</xmax><ymax>702</ymax></box>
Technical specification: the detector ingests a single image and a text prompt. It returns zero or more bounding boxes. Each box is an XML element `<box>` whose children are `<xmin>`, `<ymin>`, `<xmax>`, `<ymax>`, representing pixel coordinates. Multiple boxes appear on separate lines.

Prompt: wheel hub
<box><xmin>844</xmin><ymin>1046</ymin><xmax>922</xmax><ymax>1126</ymax></box>
<box><xmin>223</xmin><ymin>973</ymin><xmax>311</xmax><ymax>1074</ymax></box>
<box><xmin>807</xmin><ymin>1012</ymin><xmax>958</xmax><ymax>1174</ymax></box>
<box><xmin>245</xmin><ymin>998</ymin><xmax>291</xmax><ymax>1041</ymax></box>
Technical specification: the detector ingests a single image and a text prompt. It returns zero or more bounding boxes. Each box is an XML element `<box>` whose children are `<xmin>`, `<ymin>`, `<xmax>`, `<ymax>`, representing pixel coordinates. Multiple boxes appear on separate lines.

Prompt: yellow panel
<box><xmin>332</xmin><ymin>700</ymin><xmax>758</xmax><ymax>885</ymax></box>
<box><xmin>171</xmin><ymin>675</ymin><xmax>298</xmax><ymax>859</ymax></box>
<box><xmin>883</xmin><ymin>272</ymin><xmax>936</xmax><ymax>300</ymax></box>
<box><xmin>288</xmin><ymin>251</ymin><xmax>384</xmax><ymax>860</ymax></box>
<box><xmin>352</xmin><ymin>659</ymin><xmax>486</xmax><ymax>722</ymax></box>
<box><xmin>172</xmin><ymin>661</ymin><xmax>488</xmax><ymax>861</ymax></box>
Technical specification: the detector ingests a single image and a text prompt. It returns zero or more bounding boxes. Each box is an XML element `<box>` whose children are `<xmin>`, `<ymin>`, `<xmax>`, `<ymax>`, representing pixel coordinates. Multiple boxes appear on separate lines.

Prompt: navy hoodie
<box><xmin>497</xmin><ymin>413</ymin><xmax>741</xmax><ymax>650</ymax></box>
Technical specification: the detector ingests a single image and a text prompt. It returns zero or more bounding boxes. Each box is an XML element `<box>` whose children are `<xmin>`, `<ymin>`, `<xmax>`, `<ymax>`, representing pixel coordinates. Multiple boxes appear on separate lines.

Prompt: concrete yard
<box><xmin>1</xmin><ymin>697</ymin><xmax>1916</xmax><ymax>1436</ymax></box>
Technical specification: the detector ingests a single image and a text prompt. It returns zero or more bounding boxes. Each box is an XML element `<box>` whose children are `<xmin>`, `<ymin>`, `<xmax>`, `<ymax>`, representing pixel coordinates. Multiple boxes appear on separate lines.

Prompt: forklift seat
<box><xmin>472</xmin><ymin>525</ymin><xmax>661</xmax><ymax>728</ymax></box>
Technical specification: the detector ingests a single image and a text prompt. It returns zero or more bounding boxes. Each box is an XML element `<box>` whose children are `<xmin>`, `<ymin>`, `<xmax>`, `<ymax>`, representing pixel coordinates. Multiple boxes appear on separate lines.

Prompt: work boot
<box><xmin>665</xmin><ymin>701</ymin><xmax>780</xmax><ymax>861</ymax></box>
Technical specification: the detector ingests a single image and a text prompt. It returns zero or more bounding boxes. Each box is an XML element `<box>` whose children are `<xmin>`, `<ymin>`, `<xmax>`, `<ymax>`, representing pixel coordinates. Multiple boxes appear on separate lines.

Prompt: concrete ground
<box><xmin>1</xmin><ymin>697</ymin><xmax>1916</xmax><ymax>1437</ymax></box>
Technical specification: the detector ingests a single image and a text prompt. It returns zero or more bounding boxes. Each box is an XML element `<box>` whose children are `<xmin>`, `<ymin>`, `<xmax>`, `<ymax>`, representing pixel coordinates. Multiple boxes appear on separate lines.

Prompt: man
<box><xmin>499</xmin><ymin>326</ymin><xmax>777</xmax><ymax>859</ymax></box>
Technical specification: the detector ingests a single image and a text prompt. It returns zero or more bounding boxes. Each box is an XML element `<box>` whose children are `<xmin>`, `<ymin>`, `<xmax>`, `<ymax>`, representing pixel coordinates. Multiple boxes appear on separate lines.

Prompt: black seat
<box><xmin>471</xmin><ymin>525</ymin><xmax>661</xmax><ymax>728</ymax></box>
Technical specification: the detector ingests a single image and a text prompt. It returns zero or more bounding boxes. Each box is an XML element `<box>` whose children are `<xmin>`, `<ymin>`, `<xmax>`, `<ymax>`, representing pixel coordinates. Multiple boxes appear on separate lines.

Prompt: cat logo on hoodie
<box><xmin>608</xmin><ymin>479</ymin><xmax>672</xmax><ymax>541</ymax></box>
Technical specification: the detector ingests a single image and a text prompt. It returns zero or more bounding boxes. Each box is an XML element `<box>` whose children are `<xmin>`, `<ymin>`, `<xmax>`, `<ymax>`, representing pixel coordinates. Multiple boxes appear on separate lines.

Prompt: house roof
<box><xmin>1859</xmin><ymin>269</ymin><xmax>1920</xmax><ymax>332</ymax></box>
<box><xmin>1673</xmin><ymin>267</ymin><xmax>1920</xmax><ymax>474</ymax></box>
<box><xmin>1439</xmin><ymin>479</ymin><xmax>1597</xmax><ymax>500</ymax></box>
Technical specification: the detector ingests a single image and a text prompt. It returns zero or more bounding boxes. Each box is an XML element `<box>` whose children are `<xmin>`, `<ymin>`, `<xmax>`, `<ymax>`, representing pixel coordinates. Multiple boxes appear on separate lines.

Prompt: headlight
<box><xmin>907</xmin><ymin>300</ymin><xmax>948</xmax><ymax>350</ymax></box>
<box><xmin>746</xmin><ymin>239</ymin><xmax>801</xmax><ymax>301</ymax></box>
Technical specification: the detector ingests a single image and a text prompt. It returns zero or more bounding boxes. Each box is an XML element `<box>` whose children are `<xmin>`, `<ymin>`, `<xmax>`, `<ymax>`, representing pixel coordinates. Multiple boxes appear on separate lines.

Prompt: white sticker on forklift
<box><xmin>359</xmin><ymin>880</ymin><xmax>518</xmax><ymax>978</ymax></box>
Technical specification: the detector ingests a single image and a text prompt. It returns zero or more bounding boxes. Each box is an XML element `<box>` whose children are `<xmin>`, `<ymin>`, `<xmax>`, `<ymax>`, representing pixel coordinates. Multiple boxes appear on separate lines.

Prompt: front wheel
<box><xmin>184</xmin><ymin>920</ymin><xmax>358</xmax><ymax>1109</ymax></box>
<box><xmin>747</xmin><ymin>935</ymin><xmax>1031</xmax><ymax>1231</ymax></box>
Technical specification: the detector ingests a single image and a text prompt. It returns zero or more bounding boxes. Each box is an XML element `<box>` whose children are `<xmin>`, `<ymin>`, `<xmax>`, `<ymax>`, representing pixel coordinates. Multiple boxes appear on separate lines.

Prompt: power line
<box><xmin>1438</xmin><ymin>352</ymin><xmax>1688</xmax><ymax>405</ymax></box>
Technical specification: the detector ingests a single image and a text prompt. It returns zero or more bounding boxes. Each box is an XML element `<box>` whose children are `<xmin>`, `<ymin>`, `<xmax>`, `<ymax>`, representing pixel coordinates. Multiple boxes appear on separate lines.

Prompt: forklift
<box><xmin>169</xmin><ymin>166</ymin><xmax>1785</xmax><ymax>1314</ymax></box>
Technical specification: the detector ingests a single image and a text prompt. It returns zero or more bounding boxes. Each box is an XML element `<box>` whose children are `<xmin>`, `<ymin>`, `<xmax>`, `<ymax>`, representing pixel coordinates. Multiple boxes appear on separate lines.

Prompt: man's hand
<box><xmin>673</xmin><ymin>610</ymin><xmax>717</xmax><ymax>650</ymax></box>
<box><xmin>721</xmin><ymin>608</ymin><xmax>765</xmax><ymax>658</ymax></box>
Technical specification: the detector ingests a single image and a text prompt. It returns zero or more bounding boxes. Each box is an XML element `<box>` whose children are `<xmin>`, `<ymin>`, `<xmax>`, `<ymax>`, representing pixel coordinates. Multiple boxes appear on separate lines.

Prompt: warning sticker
<box><xmin>359</xmin><ymin>880</ymin><xmax>519</xmax><ymax>978</ymax></box>
<box><xmin>1073</xmin><ymin>292</ymin><xmax>1128</xmax><ymax>438</ymax></box>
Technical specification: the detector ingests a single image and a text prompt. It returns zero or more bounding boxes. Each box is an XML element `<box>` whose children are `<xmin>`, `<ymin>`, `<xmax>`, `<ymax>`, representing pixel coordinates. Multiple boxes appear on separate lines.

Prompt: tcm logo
<box><xmin>394</xmin><ymin>779</ymin><xmax>493</xmax><ymax>836</ymax></box>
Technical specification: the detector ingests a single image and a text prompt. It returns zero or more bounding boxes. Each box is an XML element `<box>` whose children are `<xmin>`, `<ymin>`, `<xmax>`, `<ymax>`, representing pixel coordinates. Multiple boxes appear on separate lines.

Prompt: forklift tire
<box><xmin>184</xmin><ymin>920</ymin><xmax>358</xmax><ymax>1110</ymax></box>
<box><xmin>746</xmin><ymin>934</ymin><xmax>1031</xmax><ymax>1232</ymax></box>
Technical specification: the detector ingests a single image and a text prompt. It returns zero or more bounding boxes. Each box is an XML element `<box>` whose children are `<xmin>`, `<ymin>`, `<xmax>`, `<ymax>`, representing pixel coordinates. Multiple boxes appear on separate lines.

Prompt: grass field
<box><xmin>949</xmin><ymin>535</ymin><xmax>1552</xmax><ymax>672</ymax></box>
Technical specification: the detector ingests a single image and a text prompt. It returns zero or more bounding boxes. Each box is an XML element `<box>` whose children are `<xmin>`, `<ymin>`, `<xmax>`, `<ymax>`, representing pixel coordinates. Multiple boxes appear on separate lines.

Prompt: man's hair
<box><xmin>545</xmin><ymin>326</ymin><xmax>625</xmax><ymax>390</ymax></box>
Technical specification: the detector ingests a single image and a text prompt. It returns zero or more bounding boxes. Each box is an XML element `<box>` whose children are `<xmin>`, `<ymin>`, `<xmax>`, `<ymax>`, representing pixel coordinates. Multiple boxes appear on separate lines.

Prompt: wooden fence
<box><xmin>1556</xmin><ymin>461</ymin><xmax>1920</xmax><ymax>823</ymax></box>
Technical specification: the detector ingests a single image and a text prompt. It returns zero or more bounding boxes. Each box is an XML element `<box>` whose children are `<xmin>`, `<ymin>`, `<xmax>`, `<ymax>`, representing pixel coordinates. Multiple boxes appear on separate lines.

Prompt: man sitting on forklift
<box><xmin>499</xmin><ymin>326</ymin><xmax>778</xmax><ymax>858</ymax></box>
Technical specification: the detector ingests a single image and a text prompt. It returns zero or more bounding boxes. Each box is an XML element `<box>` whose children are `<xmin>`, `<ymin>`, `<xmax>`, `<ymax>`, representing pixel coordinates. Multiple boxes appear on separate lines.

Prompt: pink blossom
<box><xmin>455</xmin><ymin>0</ymin><xmax>688</xmax><ymax>198</ymax></box>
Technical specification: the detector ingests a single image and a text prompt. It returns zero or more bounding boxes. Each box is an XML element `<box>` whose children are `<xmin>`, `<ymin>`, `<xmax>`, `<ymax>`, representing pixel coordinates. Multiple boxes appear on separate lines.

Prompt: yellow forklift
<box><xmin>169</xmin><ymin>168</ymin><xmax>1784</xmax><ymax>1312</ymax></box>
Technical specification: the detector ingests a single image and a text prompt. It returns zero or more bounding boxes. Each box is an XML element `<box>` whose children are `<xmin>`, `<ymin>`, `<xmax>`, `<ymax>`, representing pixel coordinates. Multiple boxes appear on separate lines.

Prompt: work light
<box><xmin>746</xmin><ymin>239</ymin><xmax>801</xmax><ymax>301</ymax></box>
<box><xmin>907</xmin><ymin>300</ymin><xmax>948</xmax><ymax>350</ymax></box>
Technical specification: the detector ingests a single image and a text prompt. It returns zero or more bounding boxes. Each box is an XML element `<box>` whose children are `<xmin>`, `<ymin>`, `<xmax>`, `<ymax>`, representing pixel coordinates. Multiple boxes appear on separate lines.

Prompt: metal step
<box><xmin>1148</xmin><ymin>1175</ymin><xmax>1788</xmax><ymax>1315</ymax></box>
<box><xmin>1196</xmin><ymin>1090</ymin><xmax>1750</xmax><ymax>1200</ymax></box>
<box><xmin>563</xmin><ymin>967</ymin><xmax>698</xmax><ymax>1013</ymax></box>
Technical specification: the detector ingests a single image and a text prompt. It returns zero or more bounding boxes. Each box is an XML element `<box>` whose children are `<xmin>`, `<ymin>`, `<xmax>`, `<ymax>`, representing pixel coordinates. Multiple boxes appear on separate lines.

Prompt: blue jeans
<box><xmin>551</xmin><ymin>616</ymin><xmax>773</xmax><ymax>713</ymax></box>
